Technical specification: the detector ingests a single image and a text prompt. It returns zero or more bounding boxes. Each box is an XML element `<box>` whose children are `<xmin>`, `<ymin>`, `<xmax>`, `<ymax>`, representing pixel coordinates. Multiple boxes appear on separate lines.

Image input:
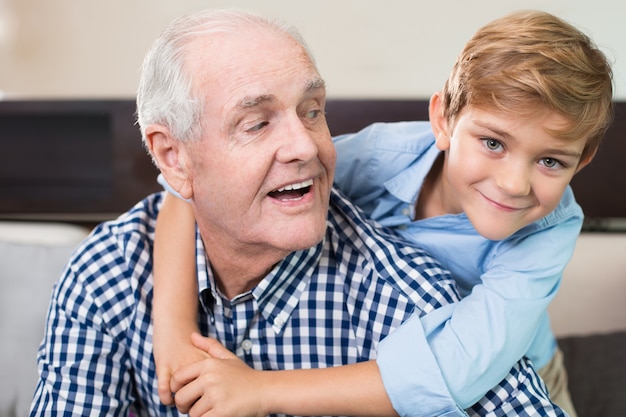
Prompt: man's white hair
<box><xmin>136</xmin><ymin>9</ymin><xmax>316</xmax><ymax>148</ymax></box>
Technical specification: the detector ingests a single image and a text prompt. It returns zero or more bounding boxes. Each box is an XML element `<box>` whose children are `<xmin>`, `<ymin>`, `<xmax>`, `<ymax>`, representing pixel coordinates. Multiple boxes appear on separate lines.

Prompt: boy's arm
<box><xmin>171</xmin><ymin>333</ymin><xmax>399</xmax><ymax>417</ymax></box>
<box><xmin>379</xmin><ymin>215</ymin><xmax>583</xmax><ymax>411</ymax></box>
<box><xmin>153</xmin><ymin>192</ymin><xmax>208</xmax><ymax>405</ymax></box>
<box><xmin>265</xmin><ymin>362</ymin><xmax>395</xmax><ymax>417</ymax></box>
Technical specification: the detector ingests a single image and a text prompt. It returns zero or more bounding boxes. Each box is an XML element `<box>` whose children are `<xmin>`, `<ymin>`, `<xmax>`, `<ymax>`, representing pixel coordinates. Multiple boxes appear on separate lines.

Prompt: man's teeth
<box><xmin>275</xmin><ymin>179</ymin><xmax>313</xmax><ymax>192</ymax></box>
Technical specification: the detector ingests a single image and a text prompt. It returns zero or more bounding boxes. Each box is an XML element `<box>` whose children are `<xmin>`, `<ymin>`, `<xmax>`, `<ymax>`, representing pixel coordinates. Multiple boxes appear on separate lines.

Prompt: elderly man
<box><xmin>31</xmin><ymin>9</ymin><xmax>564</xmax><ymax>417</ymax></box>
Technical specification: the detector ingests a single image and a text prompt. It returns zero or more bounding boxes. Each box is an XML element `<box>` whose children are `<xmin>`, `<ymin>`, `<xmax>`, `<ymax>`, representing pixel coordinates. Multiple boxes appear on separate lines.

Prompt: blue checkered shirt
<box><xmin>30</xmin><ymin>188</ymin><xmax>565</xmax><ymax>417</ymax></box>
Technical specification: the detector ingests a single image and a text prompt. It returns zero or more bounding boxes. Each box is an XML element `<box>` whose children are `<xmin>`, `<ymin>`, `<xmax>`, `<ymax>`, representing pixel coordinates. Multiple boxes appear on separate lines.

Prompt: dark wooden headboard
<box><xmin>0</xmin><ymin>100</ymin><xmax>160</xmax><ymax>222</ymax></box>
<box><xmin>1</xmin><ymin>99</ymin><xmax>624</xmax><ymax>229</ymax></box>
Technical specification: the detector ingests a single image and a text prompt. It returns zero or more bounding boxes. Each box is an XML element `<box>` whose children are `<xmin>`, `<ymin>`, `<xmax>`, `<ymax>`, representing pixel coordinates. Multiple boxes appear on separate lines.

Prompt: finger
<box><xmin>157</xmin><ymin>366</ymin><xmax>174</xmax><ymax>405</ymax></box>
<box><xmin>173</xmin><ymin>378</ymin><xmax>203</xmax><ymax>414</ymax></box>
<box><xmin>191</xmin><ymin>333</ymin><xmax>235</xmax><ymax>359</ymax></box>
<box><xmin>170</xmin><ymin>361</ymin><xmax>201</xmax><ymax>393</ymax></box>
<box><xmin>189</xmin><ymin>395</ymin><xmax>214</xmax><ymax>417</ymax></box>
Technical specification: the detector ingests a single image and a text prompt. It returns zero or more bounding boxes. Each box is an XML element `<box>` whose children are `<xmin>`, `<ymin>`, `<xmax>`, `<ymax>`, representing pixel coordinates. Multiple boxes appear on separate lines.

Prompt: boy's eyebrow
<box><xmin>474</xmin><ymin>120</ymin><xmax>513</xmax><ymax>141</ymax></box>
<box><xmin>543</xmin><ymin>147</ymin><xmax>582</xmax><ymax>159</ymax></box>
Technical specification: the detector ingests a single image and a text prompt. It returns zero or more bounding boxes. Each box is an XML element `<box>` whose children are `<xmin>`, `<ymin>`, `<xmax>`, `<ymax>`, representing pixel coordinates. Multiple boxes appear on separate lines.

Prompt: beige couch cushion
<box><xmin>549</xmin><ymin>232</ymin><xmax>626</xmax><ymax>337</ymax></box>
<box><xmin>0</xmin><ymin>222</ymin><xmax>89</xmax><ymax>417</ymax></box>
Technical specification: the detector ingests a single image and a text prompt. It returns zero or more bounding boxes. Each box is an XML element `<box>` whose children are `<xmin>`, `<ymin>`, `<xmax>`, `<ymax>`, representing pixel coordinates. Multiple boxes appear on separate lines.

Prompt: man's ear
<box><xmin>429</xmin><ymin>91</ymin><xmax>451</xmax><ymax>151</ymax></box>
<box><xmin>575</xmin><ymin>147</ymin><xmax>598</xmax><ymax>174</ymax></box>
<box><xmin>144</xmin><ymin>124</ymin><xmax>194</xmax><ymax>199</ymax></box>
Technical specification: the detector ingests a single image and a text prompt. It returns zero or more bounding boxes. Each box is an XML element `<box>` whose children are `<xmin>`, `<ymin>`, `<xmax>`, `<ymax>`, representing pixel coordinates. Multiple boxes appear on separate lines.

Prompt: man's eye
<box><xmin>248</xmin><ymin>121</ymin><xmax>269</xmax><ymax>132</ymax></box>
<box><xmin>304</xmin><ymin>109</ymin><xmax>321</xmax><ymax>119</ymax></box>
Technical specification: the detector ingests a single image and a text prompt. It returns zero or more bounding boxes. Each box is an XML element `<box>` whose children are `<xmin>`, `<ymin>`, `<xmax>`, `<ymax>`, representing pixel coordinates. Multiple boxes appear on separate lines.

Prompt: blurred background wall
<box><xmin>0</xmin><ymin>0</ymin><xmax>623</xmax><ymax>100</ymax></box>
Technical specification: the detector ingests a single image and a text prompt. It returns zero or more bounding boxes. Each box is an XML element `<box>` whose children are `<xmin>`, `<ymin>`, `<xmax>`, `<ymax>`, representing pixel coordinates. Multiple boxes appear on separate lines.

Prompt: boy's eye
<box><xmin>540</xmin><ymin>157</ymin><xmax>563</xmax><ymax>169</ymax></box>
<box><xmin>482</xmin><ymin>138</ymin><xmax>503</xmax><ymax>151</ymax></box>
<box><xmin>543</xmin><ymin>158</ymin><xmax>557</xmax><ymax>168</ymax></box>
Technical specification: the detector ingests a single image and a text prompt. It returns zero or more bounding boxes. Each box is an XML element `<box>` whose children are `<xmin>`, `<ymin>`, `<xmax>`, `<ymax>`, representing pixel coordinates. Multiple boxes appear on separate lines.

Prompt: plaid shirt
<box><xmin>31</xmin><ymin>189</ymin><xmax>565</xmax><ymax>417</ymax></box>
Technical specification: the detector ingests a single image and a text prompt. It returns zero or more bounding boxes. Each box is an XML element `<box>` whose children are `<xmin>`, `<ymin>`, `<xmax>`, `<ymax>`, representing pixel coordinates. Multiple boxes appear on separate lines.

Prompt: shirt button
<box><xmin>241</xmin><ymin>339</ymin><xmax>253</xmax><ymax>352</ymax></box>
<box><xmin>402</xmin><ymin>208</ymin><xmax>411</xmax><ymax>216</ymax></box>
<box><xmin>274</xmin><ymin>316</ymin><xmax>285</xmax><ymax>327</ymax></box>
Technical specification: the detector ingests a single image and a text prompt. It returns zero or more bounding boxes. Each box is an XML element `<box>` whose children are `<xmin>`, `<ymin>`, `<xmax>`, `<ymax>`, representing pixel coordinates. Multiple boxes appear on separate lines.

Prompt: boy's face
<box><xmin>436</xmin><ymin>105</ymin><xmax>590</xmax><ymax>240</ymax></box>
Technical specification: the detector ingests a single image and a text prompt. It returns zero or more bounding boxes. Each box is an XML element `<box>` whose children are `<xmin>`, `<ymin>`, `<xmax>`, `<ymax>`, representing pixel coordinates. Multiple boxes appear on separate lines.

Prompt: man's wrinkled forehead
<box><xmin>185</xmin><ymin>27</ymin><xmax>323</xmax><ymax>97</ymax></box>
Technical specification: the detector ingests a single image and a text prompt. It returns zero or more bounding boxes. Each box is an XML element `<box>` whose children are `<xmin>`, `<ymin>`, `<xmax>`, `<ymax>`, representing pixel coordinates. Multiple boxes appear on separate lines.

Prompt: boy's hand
<box><xmin>153</xmin><ymin>330</ymin><xmax>210</xmax><ymax>405</ymax></box>
<box><xmin>170</xmin><ymin>333</ymin><xmax>268</xmax><ymax>417</ymax></box>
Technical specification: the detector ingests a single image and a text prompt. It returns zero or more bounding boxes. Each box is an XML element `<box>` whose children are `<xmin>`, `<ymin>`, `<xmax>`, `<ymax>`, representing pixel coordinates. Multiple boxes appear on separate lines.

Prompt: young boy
<box><xmin>152</xmin><ymin>10</ymin><xmax>613</xmax><ymax>416</ymax></box>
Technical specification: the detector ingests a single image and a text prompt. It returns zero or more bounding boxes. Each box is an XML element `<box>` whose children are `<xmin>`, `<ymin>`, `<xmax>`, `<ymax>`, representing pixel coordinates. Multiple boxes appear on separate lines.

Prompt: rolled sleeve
<box><xmin>377</xmin><ymin>313</ymin><xmax>466</xmax><ymax>417</ymax></box>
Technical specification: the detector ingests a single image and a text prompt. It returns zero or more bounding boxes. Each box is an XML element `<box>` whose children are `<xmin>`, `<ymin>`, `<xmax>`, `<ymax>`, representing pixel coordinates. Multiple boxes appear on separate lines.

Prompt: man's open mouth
<box><xmin>268</xmin><ymin>179</ymin><xmax>313</xmax><ymax>200</ymax></box>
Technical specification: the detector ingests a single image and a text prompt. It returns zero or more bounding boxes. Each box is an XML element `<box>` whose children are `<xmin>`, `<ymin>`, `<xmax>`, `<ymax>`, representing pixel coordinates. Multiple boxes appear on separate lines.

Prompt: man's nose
<box><xmin>276</xmin><ymin>114</ymin><xmax>318</xmax><ymax>164</ymax></box>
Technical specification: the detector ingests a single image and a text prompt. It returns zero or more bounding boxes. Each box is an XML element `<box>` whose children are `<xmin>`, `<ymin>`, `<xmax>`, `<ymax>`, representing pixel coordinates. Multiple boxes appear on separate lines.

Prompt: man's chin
<box><xmin>280</xmin><ymin>222</ymin><xmax>327</xmax><ymax>252</ymax></box>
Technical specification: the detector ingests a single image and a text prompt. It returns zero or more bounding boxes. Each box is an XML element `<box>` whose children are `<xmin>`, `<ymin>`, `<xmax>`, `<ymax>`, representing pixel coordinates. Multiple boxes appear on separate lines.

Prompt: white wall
<box><xmin>0</xmin><ymin>0</ymin><xmax>624</xmax><ymax>99</ymax></box>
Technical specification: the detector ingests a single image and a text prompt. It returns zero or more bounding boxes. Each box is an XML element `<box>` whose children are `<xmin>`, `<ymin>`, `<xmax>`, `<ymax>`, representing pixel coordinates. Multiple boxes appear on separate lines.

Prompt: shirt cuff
<box><xmin>157</xmin><ymin>173</ymin><xmax>190</xmax><ymax>202</ymax></box>
<box><xmin>377</xmin><ymin>314</ymin><xmax>465</xmax><ymax>417</ymax></box>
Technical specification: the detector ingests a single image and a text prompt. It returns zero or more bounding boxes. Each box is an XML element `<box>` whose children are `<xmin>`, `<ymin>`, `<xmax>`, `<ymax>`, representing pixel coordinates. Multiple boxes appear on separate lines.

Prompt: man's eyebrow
<box><xmin>238</xmin><ymin>94</ymin><xmax>274</xmax><ymax>109</ymax></box>
<box><xmin>236</xmin><ymin>77</ymin><xmax>326</xmax><ymax>110</ymax></box>
<box><xmin>305</xmin><ymin>77</ymin><xmax>326</xmax><ymax>93</ymax></box>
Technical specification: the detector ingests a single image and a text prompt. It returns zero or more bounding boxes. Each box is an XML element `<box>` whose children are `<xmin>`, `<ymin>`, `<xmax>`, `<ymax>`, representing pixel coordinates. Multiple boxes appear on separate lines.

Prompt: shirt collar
<box><xmin>195</xmin><ymin>227</ymin><xmax>324</xmax><ymax>334</ymax></box>
<box><xmin>384</xmin><ymin>141</ymin><xmax>441</xmax><ymax>206</ymax></box>
<box><xmin>254</xmin><ymin>242</ymin><xmax>323</xmax><ymax>333</ymax></box>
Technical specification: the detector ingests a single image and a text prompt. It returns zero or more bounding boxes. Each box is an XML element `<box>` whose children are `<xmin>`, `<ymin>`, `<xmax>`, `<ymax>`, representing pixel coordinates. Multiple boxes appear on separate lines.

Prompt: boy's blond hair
<box><xmin>442</xmin><ymin>10</ymin><xmax>613</xmax><ymax>161</ymax></box>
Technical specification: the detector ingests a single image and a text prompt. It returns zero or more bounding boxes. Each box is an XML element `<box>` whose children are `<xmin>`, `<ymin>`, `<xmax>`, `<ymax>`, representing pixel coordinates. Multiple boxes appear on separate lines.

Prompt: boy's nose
<box><xmin>495</xmin><ymin>162</ymin><xmax>531</xmax><ymax>196</ymax></box>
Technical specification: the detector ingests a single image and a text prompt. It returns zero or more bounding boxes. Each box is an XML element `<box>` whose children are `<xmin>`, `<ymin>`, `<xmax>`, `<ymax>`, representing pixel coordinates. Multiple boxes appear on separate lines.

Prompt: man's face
<box><xmin>437</xmin><ymin>106</ymin><xmax>587</xmax><ymax>240</ymax></box>
<box><xmin>182</xmin><ymin>29</ymin><xmax>335</xmax><ymax>257</ymax></box>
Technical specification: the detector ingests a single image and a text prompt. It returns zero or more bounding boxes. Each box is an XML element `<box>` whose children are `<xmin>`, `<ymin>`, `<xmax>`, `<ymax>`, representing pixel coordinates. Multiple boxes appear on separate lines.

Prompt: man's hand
<box><xmin>170</xmin><ymin>333</ymin><xmax>269</xmax><ymax>417</ymax></box>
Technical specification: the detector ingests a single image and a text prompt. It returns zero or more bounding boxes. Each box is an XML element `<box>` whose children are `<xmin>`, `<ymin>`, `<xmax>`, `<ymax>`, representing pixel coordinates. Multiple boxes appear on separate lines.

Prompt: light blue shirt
<box><xmin>333</xmin><ymin>121</ymin><xmax>583</xmax><ymax>409</ymax></box>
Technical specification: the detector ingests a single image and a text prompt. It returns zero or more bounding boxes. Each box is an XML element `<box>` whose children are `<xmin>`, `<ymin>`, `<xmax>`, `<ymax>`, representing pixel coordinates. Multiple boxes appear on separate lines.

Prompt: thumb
<box><xmin>190</xmin><ymin>332</ymin><xmax>235</xmax><ymax>359</ymax></box>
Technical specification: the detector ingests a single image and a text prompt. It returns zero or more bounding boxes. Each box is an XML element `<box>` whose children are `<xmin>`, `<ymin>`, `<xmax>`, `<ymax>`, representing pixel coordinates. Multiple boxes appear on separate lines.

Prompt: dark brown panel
<box><xmin>0</xmin><ymin>99</ymin><xmax>623</xmax><ymax>228</ymax></box>
<box><xmin>0</xmin><ymin>100</ymin><xmax>160</xmax><ymax>222</ymax></box>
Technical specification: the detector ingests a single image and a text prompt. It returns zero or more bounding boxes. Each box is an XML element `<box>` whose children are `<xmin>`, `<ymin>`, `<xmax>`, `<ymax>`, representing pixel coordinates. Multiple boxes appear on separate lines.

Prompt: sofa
<box><xmin>1</xmin><ymin>99</ymin><xmax>624</xmax><ymax>416</ymax></box>
<box><xmin>0</xmin><ymin>221</ymin><xmax>90</xmax><ymax>417</ymax></box>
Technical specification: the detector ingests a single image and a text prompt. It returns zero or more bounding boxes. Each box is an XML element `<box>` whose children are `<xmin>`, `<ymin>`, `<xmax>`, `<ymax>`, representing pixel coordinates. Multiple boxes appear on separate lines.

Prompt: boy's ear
<box><xmin>144</xmin><ymin>125</ymin><xmax>194</xmax><ymax>199</ymax></box>
<box><xmin>575</xmin><ymin>147</ymin><xmax>598</xmax><ymax>174</ymax></box>
<box><xmin>429</xmin><ymin>91</ymin><xmax>451</xmax><ymax>151</ymax></box>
